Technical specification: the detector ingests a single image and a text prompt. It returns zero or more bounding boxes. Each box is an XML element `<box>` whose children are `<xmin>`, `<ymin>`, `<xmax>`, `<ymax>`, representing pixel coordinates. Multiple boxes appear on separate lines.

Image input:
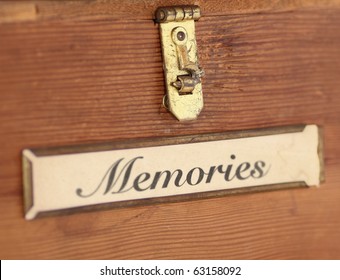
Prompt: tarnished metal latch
<box><xmin>155</xmin><ymin>6</ymin><xmax>204</xmax><ymax>121</ymax></box>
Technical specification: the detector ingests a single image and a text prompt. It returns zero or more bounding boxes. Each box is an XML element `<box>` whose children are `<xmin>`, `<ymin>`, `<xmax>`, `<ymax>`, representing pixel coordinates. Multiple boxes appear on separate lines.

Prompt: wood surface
<box><xmin>0</xmin><ymin>0</ymin><xmax>340</xmax><ymax>259</ymax></box>
<box><xmin>1</xmin><ymin>0</ymin><xmax>340</xmax><ymax>22</ymax></box>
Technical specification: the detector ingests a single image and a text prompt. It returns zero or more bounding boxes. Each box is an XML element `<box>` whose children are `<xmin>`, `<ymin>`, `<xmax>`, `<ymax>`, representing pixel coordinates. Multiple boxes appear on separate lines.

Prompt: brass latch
<box><xmin>155</xmin><ymin>6</ymin><xmax>204</xmax><ymax>121</ymax></box>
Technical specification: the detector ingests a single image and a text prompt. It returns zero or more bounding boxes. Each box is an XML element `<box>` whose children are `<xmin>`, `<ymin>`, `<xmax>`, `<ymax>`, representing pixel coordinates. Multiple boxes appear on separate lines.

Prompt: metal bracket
<box><xmin>155</xmin><ymin>6</ymin><xmax>204</xmax><ymax>121</ymax></box>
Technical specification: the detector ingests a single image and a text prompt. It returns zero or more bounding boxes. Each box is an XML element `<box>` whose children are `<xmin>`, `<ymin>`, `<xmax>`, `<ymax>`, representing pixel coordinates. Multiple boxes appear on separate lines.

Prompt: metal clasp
<box><xmin>155</xmin><ymin>6</ymin><xmax>204</xmax><ymax>121</ymax></box>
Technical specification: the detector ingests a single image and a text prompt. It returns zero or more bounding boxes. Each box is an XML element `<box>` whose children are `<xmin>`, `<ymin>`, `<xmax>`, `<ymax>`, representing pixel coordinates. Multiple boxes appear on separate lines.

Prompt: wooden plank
<box><xmin>0</xmin><ymin>7</ymin><xmax>340</xmax><ymax>259</ymax></box>
<box><xmin>1</xmin><ymin>0</ymin><xmax>340</xmax><ymax>22</ymax></box>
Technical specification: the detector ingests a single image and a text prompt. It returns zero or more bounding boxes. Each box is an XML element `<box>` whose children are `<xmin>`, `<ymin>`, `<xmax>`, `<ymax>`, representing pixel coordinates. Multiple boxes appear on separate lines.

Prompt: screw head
<box><xmin>172</xmin><ymin>27</ymin><xmax>187</xmax><ymax>45</ymax></box>
<box><xmin>177</xmin><ymin>31</ymin><xmax>186</xmax><ymax>41</ymax></box>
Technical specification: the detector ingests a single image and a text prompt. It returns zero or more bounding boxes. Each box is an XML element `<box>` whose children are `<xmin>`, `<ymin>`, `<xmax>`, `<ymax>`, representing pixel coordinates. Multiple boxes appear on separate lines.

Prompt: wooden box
<box><xmin>0</xmin><ymin>0</ymin><xmax>340</xmax><ymax>259</ymax></box>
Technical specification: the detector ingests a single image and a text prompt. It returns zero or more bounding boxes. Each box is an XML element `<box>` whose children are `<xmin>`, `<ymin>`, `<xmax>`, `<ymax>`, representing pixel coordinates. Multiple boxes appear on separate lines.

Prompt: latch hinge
<box><xmin>155</xmin><ymin>6</ymin><xmax>204</xmax><ymax>121</ymax></box>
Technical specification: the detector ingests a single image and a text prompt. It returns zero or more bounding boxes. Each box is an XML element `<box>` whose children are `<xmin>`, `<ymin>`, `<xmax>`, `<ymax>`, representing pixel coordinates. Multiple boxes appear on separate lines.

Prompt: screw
<box><xmin>177</xmin><ymin>31</ymin><xmax>186</xmax><ymax>41</ymax></box>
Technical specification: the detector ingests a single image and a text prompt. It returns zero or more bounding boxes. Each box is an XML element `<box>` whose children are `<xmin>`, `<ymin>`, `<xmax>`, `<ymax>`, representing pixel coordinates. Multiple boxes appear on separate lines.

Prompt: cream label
<box><xmin>23</xmin><ymin>125</ymin><xmax>323</xmax><ymax>219</ymax></box>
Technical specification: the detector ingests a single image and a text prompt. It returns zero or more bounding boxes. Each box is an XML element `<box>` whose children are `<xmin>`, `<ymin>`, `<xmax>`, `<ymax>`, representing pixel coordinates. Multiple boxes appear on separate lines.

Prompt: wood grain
<box><xmin>1</xmin><ymin>0</ymin><xmax>340</xmax><ymax>22</ymax></box>
<box><xmin>0</xmin><ymin>4</ymin><xmax>340</xmax><ymax>259</ymax></box>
